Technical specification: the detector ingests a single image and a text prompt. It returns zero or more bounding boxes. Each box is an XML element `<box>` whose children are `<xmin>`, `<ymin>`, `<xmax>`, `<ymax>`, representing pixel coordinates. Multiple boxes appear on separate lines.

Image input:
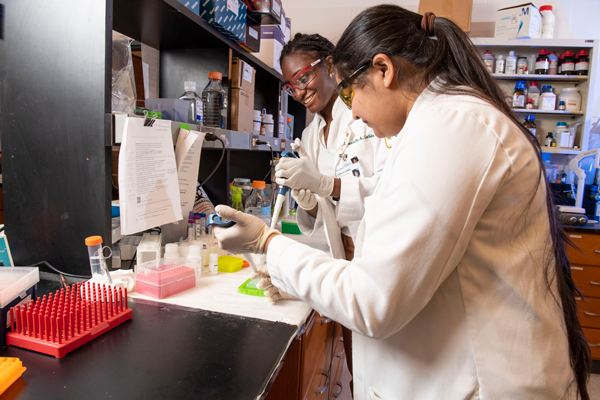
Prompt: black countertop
<box><xmin>0</xmin><ymin>277</ymin><xmax>299</xmax><ymax>399</ymax></box>
<box><xmin>563</xmin><ymin>223</ymin><xmax>600</xmax><ymax>234</ymax></box>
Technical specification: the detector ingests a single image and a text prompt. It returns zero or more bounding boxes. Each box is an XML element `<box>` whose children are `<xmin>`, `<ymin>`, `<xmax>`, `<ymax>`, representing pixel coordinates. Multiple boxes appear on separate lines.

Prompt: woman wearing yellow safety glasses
<box><xmin>214</xmin><ymin>5</ymin><xmax>590</xmax><ymax>400</ymax></box>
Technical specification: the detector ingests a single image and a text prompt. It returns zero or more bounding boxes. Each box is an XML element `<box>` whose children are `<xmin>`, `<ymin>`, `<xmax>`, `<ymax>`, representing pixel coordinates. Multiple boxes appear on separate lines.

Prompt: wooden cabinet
<box><xmin>266</xmin><ymin>311</ymin><xmax>347</xmax><ymax>400</ymax></box>
<box><xmin>567</xmin><ymin>231</ymin><xmax>600</xmax><ymax>359</ymax></box>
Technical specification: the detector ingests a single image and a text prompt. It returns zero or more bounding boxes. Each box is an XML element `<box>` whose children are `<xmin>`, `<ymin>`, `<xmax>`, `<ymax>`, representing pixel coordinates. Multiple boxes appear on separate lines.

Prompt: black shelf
<box><xmin>113</xmin><ymin>0</ymin><xmax>284</xmax><ymax>81</ymax></box>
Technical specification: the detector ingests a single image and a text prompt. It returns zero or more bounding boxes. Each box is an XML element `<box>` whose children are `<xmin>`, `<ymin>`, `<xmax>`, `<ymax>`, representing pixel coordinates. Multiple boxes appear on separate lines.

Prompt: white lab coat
<box><xmin>267</xmin><ymin>90</ymin><xmax>574</xmax><ymax>399</ymax></box>
<box><xmin>297</xmin><ymin>97</ymin><xmax>390</xmax><ymax>259</ymax></box>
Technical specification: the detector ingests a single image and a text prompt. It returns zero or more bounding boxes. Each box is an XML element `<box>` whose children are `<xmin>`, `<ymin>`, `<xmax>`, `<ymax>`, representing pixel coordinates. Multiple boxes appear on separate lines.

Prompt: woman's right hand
<box><xmin>292</xmin><ymin>189</ymin><xmax>317</xmax><ymax>211</ymax></box>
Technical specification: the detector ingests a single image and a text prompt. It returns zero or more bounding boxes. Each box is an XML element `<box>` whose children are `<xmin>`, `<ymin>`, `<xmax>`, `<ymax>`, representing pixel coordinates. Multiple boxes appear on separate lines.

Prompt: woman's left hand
<box><xmin>251</xmin><ymin>269</ymin><xmax>296</xmax><ymax>302</ymax></box>
<box><xmin>275</xmin><ymin>139</ymin><xmax>334</xmax><ymax>197</ymax></box>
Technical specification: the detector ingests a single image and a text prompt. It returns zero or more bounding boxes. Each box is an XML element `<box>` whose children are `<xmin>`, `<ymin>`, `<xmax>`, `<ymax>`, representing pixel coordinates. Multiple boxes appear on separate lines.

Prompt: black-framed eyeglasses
<box><xmin>336</xmin><ymin>63</ymin><xmax>370</xmax><ymax>110</ymax></box>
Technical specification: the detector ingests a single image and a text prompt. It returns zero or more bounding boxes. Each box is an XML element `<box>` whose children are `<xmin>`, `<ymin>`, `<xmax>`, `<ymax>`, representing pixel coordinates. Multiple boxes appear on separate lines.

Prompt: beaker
<box><xmin>85</xmin><ymin>236</ymin><xmax>112</xmax><ymax>280</ymax></box>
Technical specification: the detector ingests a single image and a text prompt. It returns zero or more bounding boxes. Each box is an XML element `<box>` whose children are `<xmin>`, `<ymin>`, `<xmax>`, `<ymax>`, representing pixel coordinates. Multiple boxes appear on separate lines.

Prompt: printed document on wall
<box><xmin>175</xmin><ymin>128</ymin><xmax>206</xmax><ymax>219</ymax></box>
<box><xmin>119</xmin><ymin>118</ymin><xmax>183</xmax><ymax>235</ymax></box>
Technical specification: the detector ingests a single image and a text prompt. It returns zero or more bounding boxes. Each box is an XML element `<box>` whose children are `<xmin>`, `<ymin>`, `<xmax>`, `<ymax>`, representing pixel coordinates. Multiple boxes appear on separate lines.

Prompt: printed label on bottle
<box><xmin>576</xmin><ymin>61</ymin><xmax>589</xmax><ymax>71</ymax></box>
<box><xmin>535</xmin><ymin>60</ymin><xmax>549</xmax><ymax>70</ymax></box>
<box><xmin>506</xmin><ymin>60</ymin><xmax>517</xmax><ymax>74</ymax></box>
<box><xmin>562</xmin><ymin>62</ymin><xmax>575</xmax><ymax>71</ymax></box>
<box><xmin>196</xmin><ymin>100</ymin><xmax>203</xmax><ymax>123</ymax></box>
<box><xmin>261</xmin><ymin>206</ymin><xmax>271</xmax><ymax>215</ymax></box>
<box><xmin>527</xmin><ymin>93</ymin><xmax>540</xmax><ymax>107</ymax></box>
<box><xmin>541</xmin><ymin>95</ymin><xmax>556</xmax><ymax>110</ymax></box>
<box><xmin>484</xmin><ymin>60</ymin><xmax>494</xmax><ymax>72</ymax></box>
<box><xmin>567</xmin><ymin>100</ymin><xmax>578</xmax><ymax>107</ymax></box>
<box><xmin>246</xmin><ymin>206</ymin><xmax>262</xmax><ymax>214</ymax></box>
<box><xmin>528</xmin><ymin>128</ymin><xmax>536</xmax><ymax>138</ymax></box>
<box><xmin>512</xmin><ymin>94</ymin><xmax>525</xmax><ymax>108</ymax></box>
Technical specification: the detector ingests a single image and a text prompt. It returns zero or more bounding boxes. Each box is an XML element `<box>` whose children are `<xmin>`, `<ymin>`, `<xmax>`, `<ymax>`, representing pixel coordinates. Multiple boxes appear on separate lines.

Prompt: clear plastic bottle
<box><xmin>527</xmin><ymin>81</ymin><xmax>540</xmax><ymax>108</ymax></box>
<box><xmin>179</xmin><ymin>81</ymin><xmax>203</xmax><ymax>126</ymax></box>
<box><xmin>245</xmin><ymin>180</ymin><xmax>271</xmax><ymax>226</ymax></box>
<box><xmin>202</xmin><ymin>72</ymin><xmax>228</xmax><ymax>129</ymax></box>
<box><xmin>506</xmin><ymin>51</ymin><xmax>517</xmax><ymax>74</ymax></box>
<box><xmin>548</xmin><ymin>52</ymin><xmax>558</xmax><ymax>75</ymax></box>
<box><xmin>482</xmin><ymin>51</ymin><xmax>494</xmax><ymax>73</ymax></box>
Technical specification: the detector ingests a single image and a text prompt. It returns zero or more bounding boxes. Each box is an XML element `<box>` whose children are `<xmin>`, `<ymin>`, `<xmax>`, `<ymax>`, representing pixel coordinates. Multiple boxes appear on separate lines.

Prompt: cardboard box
<box><xmin>255</xmin><ymin>26</ymin><xmax>284</xmax><ymax>74</ymax></box>
<box><xmin>231</xmin><ymin>88</ymin><xmax>255</xmax><ymax>134</ymax></box>
<box><xmin>418</xmin><ymin>0</ymin><xmax>472</xmax><ymax>32</ymax></box>
<box><xmin>201</xmin><ymin>0</ymin><xmax>247</xmax><ymax>43</ymax></box>
<box><xmin>239</xmin><ymin>14</ymin><xmax>261</xmax><ymax>52</ymax></box>
<box><xmin>247</xmin><ymin>0</ymin><xmax>281</xmax><ymax>25</ymax></box>
<box><xmin>494</xmin><ymin>3</ymin><xmax>541</xmax><ymax>39</ymax></box>
<box><xmin>177</xmin><ymin>0</ymin><xmax>201</xmax><ymax>15</ymax></box>
<box><xmin>231</xmin><ymin>58</ymin><xmax>256</xmax><ymax>93</ymax></box>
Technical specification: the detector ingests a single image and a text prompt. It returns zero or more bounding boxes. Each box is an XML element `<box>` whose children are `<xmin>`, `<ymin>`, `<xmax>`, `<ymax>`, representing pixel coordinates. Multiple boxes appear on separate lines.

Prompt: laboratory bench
<box><xmin>0</xmin><ymin>273</ymin><xmax>299</xmax><ymax>399</ymax></box>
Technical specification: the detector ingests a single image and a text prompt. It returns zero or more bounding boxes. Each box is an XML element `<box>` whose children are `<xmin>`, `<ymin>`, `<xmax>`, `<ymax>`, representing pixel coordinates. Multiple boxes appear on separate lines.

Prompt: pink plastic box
<box><xmin>135</xmin><ymin>262</ymin><xmax>196</xmax><ymax>299</ymax></box>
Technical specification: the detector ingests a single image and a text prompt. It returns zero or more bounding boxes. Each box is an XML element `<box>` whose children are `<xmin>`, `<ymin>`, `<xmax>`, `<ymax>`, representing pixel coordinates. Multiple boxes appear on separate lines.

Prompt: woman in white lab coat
<box><xmin>279</xmin><ymin>33</ymin><xmax>389</xmax><ymax>388</ymax></box>
<box><xmin>215</xmin><ymin>5</ymin><xmax>590</xmax><ymax>400</ymax></box>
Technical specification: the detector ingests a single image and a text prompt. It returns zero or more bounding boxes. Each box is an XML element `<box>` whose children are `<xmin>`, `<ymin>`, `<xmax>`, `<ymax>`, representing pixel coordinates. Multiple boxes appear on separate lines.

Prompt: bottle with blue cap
<box><xmin>540</xmin><ymin>85</ymin><xmax>556</xmax><ymax>110</ymax></box>
<box><xmin>523</xmin><ymin>115</ymin><xmax>536</xmax><ymax>139</ymax></box>
<box><xmin>512</xmin><ymin>81</ymin><xmax>526</xmax><ymax>108</ymax></box>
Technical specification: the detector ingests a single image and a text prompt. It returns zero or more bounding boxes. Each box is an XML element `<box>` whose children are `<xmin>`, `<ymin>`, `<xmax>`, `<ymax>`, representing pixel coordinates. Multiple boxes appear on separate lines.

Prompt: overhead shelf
<box><xmin>112</xmin><ymin>0</ymin><xmax>284</xmax><ymax>81</ymax></box>
<box><xmin>513</xmin><ymin>109</ymin><xmax>585</xmax><ymax>115</ymax></box>
<box><xmin>471</xmin><ymin>38</ymin><xmax>597</xmax><ymax>48</ymax></box>
<box><xmin>541</xmin><ymin>147</ymin><xmax>581</xmax><ymax>155</ymax></box>
<box><xmin>492</xmin><ymin>74</ymin><xmax>588</xmax><ymax>81</ymax></box>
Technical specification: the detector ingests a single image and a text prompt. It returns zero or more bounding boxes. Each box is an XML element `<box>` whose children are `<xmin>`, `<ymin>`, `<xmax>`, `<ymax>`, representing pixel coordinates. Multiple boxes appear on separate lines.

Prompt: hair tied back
<box><xmin>421</xmin><ymin>12</ymin><xmax>436</xmax><ymax>37</ymax></box>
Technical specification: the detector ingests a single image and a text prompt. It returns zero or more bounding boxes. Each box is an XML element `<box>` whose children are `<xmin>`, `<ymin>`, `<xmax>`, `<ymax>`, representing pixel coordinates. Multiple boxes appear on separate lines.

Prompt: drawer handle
<box><xmin>336</xmin><ymin>337</ymin><xmax>345</xmax><ymax>357</ymax></box>
<box><xmin>590</xmin><ymin>281</ymin><xmax>600</xmax><ymax>286</ymax></box>
<box><xmin>595</xmin><ymin>250</ymin><xmax>600</xmax><ymax>254</ymax></box>
<box><xmin>321</xmin><ymin>317</ymin><xmax>333</xmax><ymax>324</ymax></box>
<box><xmin>571</xmin><ymin>266</ymin><xmax>583</xmax><ymax>270</ymax></box>
<box><xmin>588</xmin><ymin>343</ymin><xmax>600</xmax><ymax>347</ymax></box>
<box><xmin>316</xmin><ymin>369</ymin><xmax>330</xmax><ymax>395</ymax></box>
<box><xmin>333</xmin><ymin>381</ymin><xmax>343</xmax><ymax>398</ymax></box>
<box><xmin>584</xmin><ymin>311</ymin><xmax>600</xmax><ymax>317</ymax></box>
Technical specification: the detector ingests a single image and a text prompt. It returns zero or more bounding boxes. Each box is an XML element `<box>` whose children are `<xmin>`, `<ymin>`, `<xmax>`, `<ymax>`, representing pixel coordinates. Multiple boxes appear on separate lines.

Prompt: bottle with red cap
<box><xmin>535</xmin><ymin>49</ymin><xmax>550</xmax><ymax>75</ymax></box>
<box><xmin>576</xmin><ymin>50</ymin><xmax>589</xmax><ymax>76</ymax></box>
<box><xmin>540</xmin><ymin>5</ymin><xmax>555</xmax><ymax>39</ymax></box>
<box><xmin>561</xmin><ymin>51</ymin><xmax>576</xmax><ymax>75</ymax></box>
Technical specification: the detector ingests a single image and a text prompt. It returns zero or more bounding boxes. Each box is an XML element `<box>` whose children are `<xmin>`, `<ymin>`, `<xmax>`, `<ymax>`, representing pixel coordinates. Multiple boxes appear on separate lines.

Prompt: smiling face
<box><xmin>282</xmin><ymin>53</ymin><xmax>337</xmax><ymax>114</ymax></box>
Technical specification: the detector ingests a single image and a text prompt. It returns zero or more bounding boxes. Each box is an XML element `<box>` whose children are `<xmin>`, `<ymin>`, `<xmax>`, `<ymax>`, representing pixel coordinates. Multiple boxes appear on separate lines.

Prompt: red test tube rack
<box><xmin>6</xmin><ymin>282</ymin><xmax>132</xmax><ymax>358</ymax></box>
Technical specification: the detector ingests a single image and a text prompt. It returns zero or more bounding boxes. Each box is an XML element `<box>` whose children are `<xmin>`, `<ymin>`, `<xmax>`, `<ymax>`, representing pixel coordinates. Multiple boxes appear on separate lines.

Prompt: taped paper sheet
<box><xmin>119</xmin><ymin>118</ymin><xmax>183</xmax><ymax>235</ymax></box>
<box><xmin>175</xmin><ymin>128</ymin><xmax>206</xmax><ymax>219</ymax></box>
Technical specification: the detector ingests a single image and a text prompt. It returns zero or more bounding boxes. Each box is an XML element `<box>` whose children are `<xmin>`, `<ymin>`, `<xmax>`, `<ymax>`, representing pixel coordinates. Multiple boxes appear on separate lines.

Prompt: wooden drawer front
<box><xmin>302</xmin><ymin>312</ymin><xmax>334</xmax><ymax>400</ymax></box>
<box><xmin>582</xmin><ymin>328</ymin><xmax>600</xmax><ymax>360</ymax></box>
<box><xmin>571</xmin><ymin>265</ymin><xmax>600</xmax><ymax>297</ymax></box>
<box><xmin>304</xmin><ymin>348</ymin><xmax>332</xmax><ymax>400</ymax></box>
<box><xmin>576</xmin><ymin>297</ymin><xmax>600</xmax><ymax>329</ymax></box>
<box><xmin>329</xmin><ymin>335</ymin><xmax>346</xmax><ymax>400</ymax></box>
<box><xmin>566</xmin><ymin>233</ymin><xmax>600</xmax><ymax>266</ymax></box>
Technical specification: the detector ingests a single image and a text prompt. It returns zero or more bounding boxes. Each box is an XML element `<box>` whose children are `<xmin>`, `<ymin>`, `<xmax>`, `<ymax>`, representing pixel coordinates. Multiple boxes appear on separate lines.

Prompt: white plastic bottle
<box><xmin>263</xmin><ymin>114</ymin><xmax>274</xmax><ymax>136</ymax></box>
<box><xmin>278</xmin><ymin>111</ymin><xmax>286</xmax><ymax>138</ymax></box>
<box><xmin>187</xmin><ymin>245</ymin><xmax>202</xmax><ymax>276</ymax></box>
<box><xmin>253</xmin><ymin>110</ymin><xmax>261</xmax><ymax>135</ymax></box>
<box><xmin>482</xmin><ymin>51</ymin><xmax>494</xmax><ymax>73</ymax></box>
<box><xmin>495</xmin><ymin>55</ymin><xmax>505</xmax><ymax>74</ymax></box>
<box><xmin>527</xmin><ymin>82</ymin><xmax>541</xmax><ymax>108</ymax></box>
<box><xmin>164</xmin><ymin>243</ymin><xmax>180</xmax><ymax>261</ymax></box>
<box><xmin>179</xmin><ymin>81</ymin><xmax>203</xmax><ymax>126</ymax></box>
<box><xmin>506</xmin><ymin>51</ymin><xmax>517</xmax><ymax>75</ymax></box>
<box><xmin>540</xmin><ymin>5</ymin><xmax>555</xmax><ymax>39</ymax></box>
<box><xmin>209</xmin><ymin>253</ymin><xmax>219</xmax><ymax>275</ymax></box>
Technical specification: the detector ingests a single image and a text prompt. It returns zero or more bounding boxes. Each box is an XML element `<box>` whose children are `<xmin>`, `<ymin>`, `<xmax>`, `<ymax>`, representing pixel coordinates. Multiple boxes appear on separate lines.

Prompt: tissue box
<box><xmin>247</xmin><ymin>0</ymin><xmax>281</xmax><ymax>25</ymax></box>
<box><xmin>177</xmin><ymin>0</ymin><xmax>200</xmax><ymax>15</ymax></box>
<box><xmin>495</xmin><ymin>3</ymin><xmax>541</xmax><ymax>39</ymax></box>
<box><xmin>201</xmin><ymin>0</ymin><xmax>247</xmax><ymax>43</ymax></box>
<box><xmin>254</xmin><ymin>26</ymin><xmax>285</xmax><ymax>74</ymax></box>
<box><xmin>0</xmin><ymin>267</ymin><xmax>39</xmax><ymax>346</ymax></box>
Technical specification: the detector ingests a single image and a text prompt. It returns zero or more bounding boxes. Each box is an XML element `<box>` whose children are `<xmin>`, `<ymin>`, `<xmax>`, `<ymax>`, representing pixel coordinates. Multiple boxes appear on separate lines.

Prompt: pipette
<box><xmin>270</xmin><ymin>151</ymin><xmax>298</xmax><ymax>229</ymax></box>
<box><xmin>207</xmin><ymin>213</ymin><xmax>260</xmax><ymax>272</ymax></box>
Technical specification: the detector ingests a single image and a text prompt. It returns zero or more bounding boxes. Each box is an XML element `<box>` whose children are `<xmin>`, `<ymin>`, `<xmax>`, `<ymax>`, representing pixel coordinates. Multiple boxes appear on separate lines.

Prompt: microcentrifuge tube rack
<box><xmin>6</xmin><ymin>282</ymin><xmax>132</xmax><ymax>358</ymax></box>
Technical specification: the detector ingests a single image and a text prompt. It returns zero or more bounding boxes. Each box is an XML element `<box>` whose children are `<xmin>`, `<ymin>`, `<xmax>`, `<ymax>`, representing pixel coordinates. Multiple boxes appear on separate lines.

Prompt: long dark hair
<box><xmin>332</xmin><ymin>4</ymin><xmax>590</xmax><ymax>398</ymax></box>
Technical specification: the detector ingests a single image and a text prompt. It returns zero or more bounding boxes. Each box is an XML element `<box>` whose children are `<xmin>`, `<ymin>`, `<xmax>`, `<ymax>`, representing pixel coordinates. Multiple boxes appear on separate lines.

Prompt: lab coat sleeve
<box><xmin>267</xmin><ymin>107</ymin><xmax>515</xmax><ymax>340</ymax></box>
<box><xmin>336</xmin><ymin>137</ymin><xmax>388</xmax><ymax>222</ymax></box>
<box><xmin>296</xmin><ymin>205</ymin><xmax>322</xmax><ymax>236</ymax></box>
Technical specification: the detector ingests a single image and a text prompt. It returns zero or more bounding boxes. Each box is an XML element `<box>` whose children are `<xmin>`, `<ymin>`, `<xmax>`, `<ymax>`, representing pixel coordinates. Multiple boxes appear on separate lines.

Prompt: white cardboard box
<box><xmin>255</xmin><ymin>26</ymin><xmax>284</xmax><ymax>75</ymax></box>
<box><xmin>495</xmin><ymin>3</ymin><xmax>541</xmax><ymax>39</ymax></box>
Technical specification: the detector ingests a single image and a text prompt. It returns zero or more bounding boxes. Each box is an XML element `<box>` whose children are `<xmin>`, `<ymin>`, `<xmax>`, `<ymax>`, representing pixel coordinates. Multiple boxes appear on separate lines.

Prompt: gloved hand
<box><xmin>251</xmin><ymin>269</ymin><xmax>295</xmax><ymax>303</ymax></box>
<box><xmin>214</xmin><ymin>205</ymin><xmax>280</xmax><ymax>255</ymax></box>
<box><xmin>275</xmin><ymin>138</ymin><xmax>334</xmax><ymax>198</ymax></box>
<box><xmin>292</xmin><ymin>189</ymin><xmax>317</xmax><ymax>211</ymax></box>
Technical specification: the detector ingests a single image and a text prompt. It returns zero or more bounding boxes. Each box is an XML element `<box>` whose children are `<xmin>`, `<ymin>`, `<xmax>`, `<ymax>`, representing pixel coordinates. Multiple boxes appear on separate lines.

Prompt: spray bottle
<box><xmin>231</xmin><ymin>186</ymin><xmax>244</xmax><ymax>212</ymax></box>
<box><xmin>270</xmin><ymin>151</ymin><xmax>298</xmax><ymax>229</ymax></box>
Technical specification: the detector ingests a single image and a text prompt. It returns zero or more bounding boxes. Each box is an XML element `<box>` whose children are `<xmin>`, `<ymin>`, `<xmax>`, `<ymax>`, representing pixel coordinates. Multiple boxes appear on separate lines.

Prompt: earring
<box><xmin>329</xmin><ymin>72</ymin><xmax>334</xmax><ymax>79</ymax></box>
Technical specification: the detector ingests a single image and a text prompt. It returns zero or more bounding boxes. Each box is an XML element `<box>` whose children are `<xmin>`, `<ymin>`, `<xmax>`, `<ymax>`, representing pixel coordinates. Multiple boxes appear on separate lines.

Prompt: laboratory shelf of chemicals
<box><xmin>0</xmin><ymin>0</ymin><xmax>304</xmax><ymax>276</ymax></box>
<box><xmin>472</xmin><ymin>38</ymin><xmax>598</xmax><ymax>155</ymax></box>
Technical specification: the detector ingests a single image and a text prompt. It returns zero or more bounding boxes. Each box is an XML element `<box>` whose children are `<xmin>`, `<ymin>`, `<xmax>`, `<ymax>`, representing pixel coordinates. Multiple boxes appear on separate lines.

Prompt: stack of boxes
<box><xmin>200</xmin><ymin>0</ymin><xmax>248</xmax><ymax>43</ymax></box>
<box><xmin>250</xmin><ymin>0</ymin><xmax>291</xmax><ymax>73</ymax></box>
<box><xmin>230</xmin><ymin>58</ymin><xmax>256</xmax><ymax>134</ymax></box>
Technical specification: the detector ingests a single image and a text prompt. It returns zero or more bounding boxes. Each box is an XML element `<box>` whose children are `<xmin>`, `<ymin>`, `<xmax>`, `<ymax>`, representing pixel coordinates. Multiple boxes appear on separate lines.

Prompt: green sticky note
<box><xmin>179</xmin><ymin>123</ymin><xmax>191</xmax><ymax>130</ymax></box>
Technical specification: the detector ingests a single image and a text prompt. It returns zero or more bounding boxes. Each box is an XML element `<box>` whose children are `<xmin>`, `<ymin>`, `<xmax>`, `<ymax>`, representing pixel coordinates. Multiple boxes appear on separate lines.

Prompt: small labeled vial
<box><xmin>209</xmin><ymin>253</ymin><xmax>219</xmax><ymax>275</ymax></box>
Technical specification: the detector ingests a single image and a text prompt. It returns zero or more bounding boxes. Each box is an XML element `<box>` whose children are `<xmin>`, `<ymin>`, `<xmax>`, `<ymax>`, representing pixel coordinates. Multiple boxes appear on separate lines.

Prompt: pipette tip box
<box><xmin>0</xmin><ymin>357</ymin><xmax>26</xmax><ymax>395</ymax></box>
<box><xmin>218</xmin><ymin>256</ymin><xmax>243</xmax><ymax>273</ymax></box>
<box><xmin>0</xmin><ymin>267</ymin><xmax>39</xmax><ymax>347</ymax></box>
<box><xmin>135</xmin><ymin>262</ymin><xmax>196</xmax><ymax>299</ymax></box>
<box><xmin>238</xmin><ymin>278</ymin><xmax>267</xmax><ymax>297</ymax></box>
<box><xmin>5</xmin><ymin>282</ymin><xmax>132</xmax><ymax>358</ymax></box>
<box><xmin>281</xmin><ymin>220</ymin><xmax>302</xmax><ymax>235</ymax></box>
